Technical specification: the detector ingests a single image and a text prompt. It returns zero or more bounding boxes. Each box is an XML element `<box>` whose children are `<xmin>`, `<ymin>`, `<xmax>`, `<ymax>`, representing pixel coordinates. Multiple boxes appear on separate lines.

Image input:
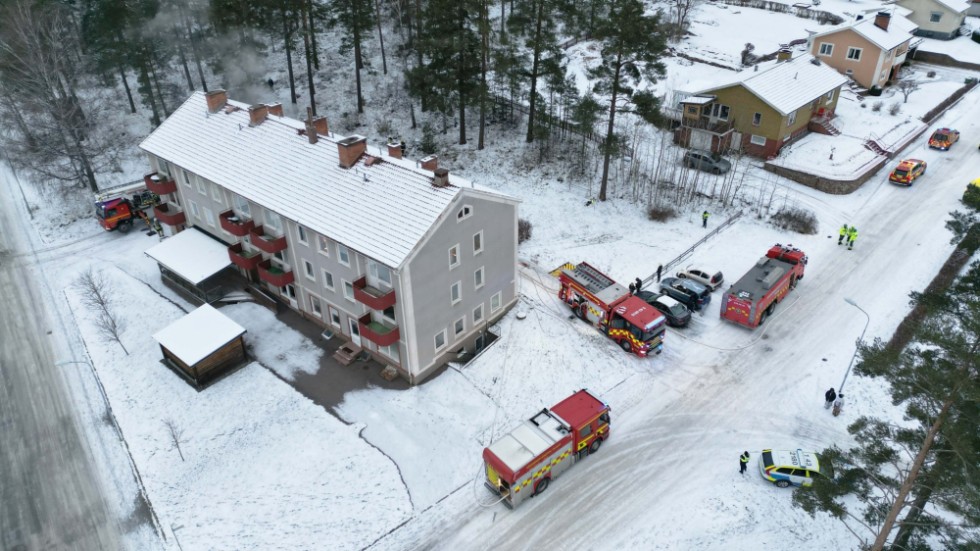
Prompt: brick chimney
<box><xmin>776</xmin><ymin>48</ymin><xmax>792</xmax><ymax>62</ymax></box>
<box><xmin>874</xmin><ymin>11</ymin><xmax>890</xmax><ymax>31</ymax></box>
<box><xmin>337</xmin><ymin>135</ymin><xmax>367</xmax><ymax>169</ymax></box>
<box><xmin>312</xmin><ymin>116</ymin><xmax>329</xmax><ymax>136</ymax></box>
<box><xmin>248</xmin><ymin>104</ymin><xmax>269</xmax><ymax>126</ymax></box>
<box><xmin>206</xmin><ymin>89</ymin><xmax>227</xmax><ymax>113</ymax></box>
<box><xmin>267</xmin><ymin>102</ymin><xmax>284</xmax><ymax>117</ymax></box>
<box><xmin>433</xmin><ymin>167</ymin><xmax>450</xmax><ymax>188</ymax></box>
<box><xmin>420</xmin><ymin>155</ymin><xmax>438</xmax><ymax>171</ymax></box>
<box><xmin>387</xmin><ymin>142</ymin><xmax>403</xmax><ymax>159</ymax></box>
<box><xmin>304</xmin><ymin>107</ymin><xmax>317</xmax><ymax>144</ymax></box>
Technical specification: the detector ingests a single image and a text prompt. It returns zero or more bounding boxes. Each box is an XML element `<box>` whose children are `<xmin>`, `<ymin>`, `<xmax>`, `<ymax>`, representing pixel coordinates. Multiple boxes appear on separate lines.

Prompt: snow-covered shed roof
<box><xmin>144</xmin><ymin>227</ymin><xmax>232</xmax><ymax>285</ymax></box>
<box><xmin>810</xmin><ymin>14</ymin><xmax>917</xmax><ymax>51</ymax></box>
<box><xmin>680</xmin><ymin>95</ymin><xmax>716</xmax><ymax>105</ymax></box>
<box><xmin>139</xmin><ymin>92</ymin><xmax>517</xmax><ymax>269</ymax></box>
<box><xmin>692</xmin><ymin>53</ymin><xmax>848</xmax><ymax>116</ymax></box>
<box><xmin>153</xmin><ymin>304</ymin><xmax>246</xmax><ymax>365</ymax></box>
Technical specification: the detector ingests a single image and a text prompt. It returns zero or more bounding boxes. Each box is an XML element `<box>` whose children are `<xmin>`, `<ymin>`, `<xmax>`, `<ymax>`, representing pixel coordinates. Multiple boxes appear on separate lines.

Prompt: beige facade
<box><xmin>898</xmin><ymin>0</ymin><xmax>967</xmax><ymax>39</ymax></box>
<box><xmin>809</xmin><ymin>27</ymin><xmax>912</xmax><ymax>89</ymax></box>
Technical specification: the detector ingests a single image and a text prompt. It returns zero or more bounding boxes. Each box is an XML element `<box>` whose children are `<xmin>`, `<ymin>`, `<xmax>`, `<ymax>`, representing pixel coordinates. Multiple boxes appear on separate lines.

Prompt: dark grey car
<box><xmin>682</xmin><ymin>150</ymin><xmax>732</xmax><ymax>175</ymax></box>
<box><xmin>659</xmin><ymin>277</ymin><xmax>711</xmax><ymax>311</ymax></box>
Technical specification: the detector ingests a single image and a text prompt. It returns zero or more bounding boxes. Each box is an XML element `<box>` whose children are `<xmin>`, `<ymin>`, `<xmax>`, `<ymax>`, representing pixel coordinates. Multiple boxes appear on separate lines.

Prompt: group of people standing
<box><xmin>838</xmin><ymin>224</ymin><xmax>858</xmax><ymax>250</ymax></box>
<box><xmin>824</xmin><ymin>387</ymin><xmax>844</xmax><ymax>416</ymax></box>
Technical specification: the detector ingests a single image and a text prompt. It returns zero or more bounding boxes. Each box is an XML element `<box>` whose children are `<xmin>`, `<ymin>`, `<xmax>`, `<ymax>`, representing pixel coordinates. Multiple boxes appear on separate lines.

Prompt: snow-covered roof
<box><xmin>139</xmin><ymin>92</ymin><xmax>517</xmax><ymax>268</ymax></box>
<box><xmin>153</xmin><ymin>304</ymin><xmax>246</xmax><ymax>365</ymax></box>
<box><xmin>692</xmin><ymin>53</ymin><xmax>848</xmax><ymax>116</ymax></box>
<box><xmin>930</xmin><ymin>0</ymin><xmax>969</xmax><ymax>13</ymax></box>
<box><xmin>811</xmin><ymin>14</ymin><xmax>917</xmax><ymax>51</ymax></box>
<box><xmin>680</xmin><ymin>95</ymin><xmax>716</xmax><ymax>105</ymax></box>
<box><xmin>144</xmin><ymin>227</ymin><xmax>232</xmax><ymax>285</ymax></box>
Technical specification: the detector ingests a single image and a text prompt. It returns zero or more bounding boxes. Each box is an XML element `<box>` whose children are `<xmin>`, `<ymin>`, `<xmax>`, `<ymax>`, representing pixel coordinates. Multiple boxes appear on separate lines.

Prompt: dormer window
<box><xmin>457</xmin><ymin>205</ymin><xmax>473</xmax><ymax>222</ymax></box>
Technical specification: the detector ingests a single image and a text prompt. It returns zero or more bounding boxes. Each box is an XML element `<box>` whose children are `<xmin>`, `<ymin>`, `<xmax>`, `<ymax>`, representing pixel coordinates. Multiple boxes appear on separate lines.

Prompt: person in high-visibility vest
<box><xmin>739</xmin><ymin>451</ymin><xmax>750</xmax><ymax>474</ymax></box>
<box><xmin>838</xmin><ymin>224</ymin><xmax>849</xmax><ymax>245</ymax></box>
<box><xmin>847</xmin><ymin>226</ymin><xmax>858</xmax><ymax>250</ymax></box>
<box><xmin>702</xmin><ymin>210</ymin><xmax>710</xmax><ymax>228</ymax></box>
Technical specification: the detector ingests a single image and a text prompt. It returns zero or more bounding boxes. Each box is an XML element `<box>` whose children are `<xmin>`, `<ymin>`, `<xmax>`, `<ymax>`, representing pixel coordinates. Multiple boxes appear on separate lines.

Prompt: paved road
<box><xmin>0</xmin><ymin>167</ymin><xmax>123</xmax><ymax>550</ymax></box>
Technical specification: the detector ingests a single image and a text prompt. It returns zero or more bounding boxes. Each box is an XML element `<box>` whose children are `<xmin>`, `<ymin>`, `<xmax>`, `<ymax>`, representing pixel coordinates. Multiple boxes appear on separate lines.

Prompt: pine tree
<box><xmin>327</xmin><ymin>0</ymin><xmax>375</xmax><ymax>115</ymax></box>
<box><xmin>507</xmin><ymin>0</ymin><xmax>565</xmax><ymax>143</ymax></box>
<box><xmin>588</xmin><ymin>0</ymin><xmax>667</xmax><ymax>201</ymax></box>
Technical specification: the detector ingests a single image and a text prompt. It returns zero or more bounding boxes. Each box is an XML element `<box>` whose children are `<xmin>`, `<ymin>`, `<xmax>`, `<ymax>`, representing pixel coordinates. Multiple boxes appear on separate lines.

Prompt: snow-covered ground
<box><xmin>4</xmin><ymin>0</ymin><xmax>980</xmax><ymax>549</ymax></box>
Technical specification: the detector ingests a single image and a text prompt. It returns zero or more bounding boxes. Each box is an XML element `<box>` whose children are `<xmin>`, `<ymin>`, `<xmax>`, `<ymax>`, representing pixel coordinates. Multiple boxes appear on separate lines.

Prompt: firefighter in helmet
<box><xmin>838</xmin><ymin>224</ymin><xmax>848</xmax><ymax>245</ymax></box>
<box><xmin>847</xmin><ymin>226</ymin><xmax>858</xmax><ymax>250</ymax></box>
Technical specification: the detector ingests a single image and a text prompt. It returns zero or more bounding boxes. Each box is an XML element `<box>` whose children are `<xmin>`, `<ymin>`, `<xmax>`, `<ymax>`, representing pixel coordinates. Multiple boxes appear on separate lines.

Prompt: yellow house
<box><xmin>676</xmin><ymin>52</ymin><xmax>847</xmax><ymax>159</ymax></box>
<box><xmin>807</xmin><ymin>12</ymin><xmax>918</xmax><ymax>89</ymax></box>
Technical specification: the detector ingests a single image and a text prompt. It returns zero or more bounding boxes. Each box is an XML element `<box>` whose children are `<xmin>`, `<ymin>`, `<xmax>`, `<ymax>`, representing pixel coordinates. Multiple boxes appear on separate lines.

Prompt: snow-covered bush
<box><xmin>770</xmin><ymin>207</ymin><xmax>818</xmax><ymax>235</ymax></box>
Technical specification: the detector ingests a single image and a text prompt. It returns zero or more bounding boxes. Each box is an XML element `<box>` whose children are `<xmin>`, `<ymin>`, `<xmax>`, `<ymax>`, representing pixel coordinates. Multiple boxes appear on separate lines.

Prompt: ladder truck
<box><xmin>94</xmin><ymin>181</ymin><xmax>160</xmax><ymax>234</ymax></box>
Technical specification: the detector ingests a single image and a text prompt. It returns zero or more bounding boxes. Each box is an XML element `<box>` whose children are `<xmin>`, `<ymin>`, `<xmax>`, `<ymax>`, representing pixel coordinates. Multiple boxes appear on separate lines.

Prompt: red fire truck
<box><xmin>721</xmin><ymin>243</ymin><xmax>808</xmax><ymax>328</ymax></box>
<box><xmin>557</xmin><ymin>262</ymin><xmax>666</xmax><ymax>356</ymax></box>
<box><xmin>483</xmin><ymin>389</ymin><xmax>610</xmax><ymax>508</ymax></box>
<box><xmin>94</xmin><ymin>182</ymin><xmax>160</xmax><ymax>233</ymax></box>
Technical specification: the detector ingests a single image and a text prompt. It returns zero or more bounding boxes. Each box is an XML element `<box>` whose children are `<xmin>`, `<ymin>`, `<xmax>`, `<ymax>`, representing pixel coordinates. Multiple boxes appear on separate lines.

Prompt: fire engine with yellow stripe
<box><xmin>720</xmin><ymin>243</ymin><xmax>807</xmax><ymax>328</ymax></box>
<box><xmin>557</xmin><ymin>262</ymin><xmax>666</xmax><ymax>356</ymax></box>
<box><xmin>483</xmin><ymin>389</ymin><xmax>610</xmax><ymax>508</ymax></box>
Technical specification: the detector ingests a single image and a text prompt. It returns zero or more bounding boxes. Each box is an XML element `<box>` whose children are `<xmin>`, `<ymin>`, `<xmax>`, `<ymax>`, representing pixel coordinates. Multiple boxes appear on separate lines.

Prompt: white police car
<box><xmin>759</xmin><ymin>448</ymin><xmax>831</xmax><ymax>488</ymax></box>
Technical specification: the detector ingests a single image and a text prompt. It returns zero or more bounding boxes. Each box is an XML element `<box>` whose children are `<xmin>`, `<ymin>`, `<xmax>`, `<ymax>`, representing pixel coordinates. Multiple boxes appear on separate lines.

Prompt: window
<box><xmin>473</xmin><ymin>231</ymin><xmax>483</xmax><ymax>255</ymax></box>
<box><xmin>579</xmin><ymin>423</ymin><xmax>593</xmax><ymax>438</ymax></box>
<box><xmin>369</xmin><ymin>261</ymin><xmax>392</xmax><ymax>287</ymax></box>
<box><xmin>343</xmin><ymin>280</ymin><xmax>355</xmax><ymax>301</ymax></box>
<box><xmin>491</xmin><ymin>292</ymin><xmax>502</xmax><ymax>312</ymax></box>
<box><xmin>233</xmin><ymin>194</ymin><xmax>251</xmax><ymax>218</ymax></box>
<box><xmin>383</xmin><ymin>305</ymin><xmax>395</xmax><ymax>323</ymax></box>
<box><xmin>846</xmin><ymin>47</ymin><xmax>861</xmax><ymax>61</ymax></box>
<box><xmin>750</xmin><ymin>134</ymin><xmax>767</xmax><ymax>146</ymax></box>
<box><xmin>787</xmin><ymin>111</ymin><xmax>797</xmax><ymax>126</ymax></box>
<box><xmin>826</xmin><ymin>89</ymin><xmax>835</xmax><ymax>102</ymax></box>
<box><xmin>818</xmin><ymin>43</ymin><xmax>833</xmax><ymax>56</ymax></box>
<box><xmin>210</xmin><ymin>182</ymin><xmax>223</xmax><ymax>203</ymax></box>
<box><xmin>202</xmin><ymin>207</ymin><xmax>215</xmax><ymax>227</ymax></box>
<box><xmin>338</xmin><ymin>245</ymin><xmax>350</xmax><ymax>266</ymax></box>
<box><xmin>451</xmin><ymin>281</ymin><xmax>462</xmax><ymax>305</ymax></box>
<box><xmin>709</xmin><ymin>103</ymin><xmax>730</xmax><ymax>120</ymax></box>
<box><xmin>473</xmin><ymin>304</ymin><xmax>484</xmax><ymax>324</ymax></box>
<box><xmin>304</xmin><ymin>260</ymin><xmax>315</xmax><ymax>281</ymax></box>
<box><xmin>474</xmin><ymin>267</ymin><xmax>484</xmax><ymax>290</ymax></box>
<box><xmin>195</xmin><ymin>175</ymin><xmax>207</xmax><ymax>194</ymax></box>
<box><xmin>329</xmin><ymin>306</ymin><xmax>341</xmax><ymax>328</ymax></box>
<box><xmin>181</xmin><ymin>169</ymin><xmax>191</xmax><ymax>187</ymax></box>
<box><xmin>379</xmin><ymin>343</ymin><xmax>399</xmax><ymax>361</ymax></box>
<box><xmin>457</xmin><ymin>205</ymin><xmax>473</xmax><ymax>221</ymax></box>
<box><xmin>454</xmin><ymin>317</ymin><xmax>465</xmax><ymax>337</ymax></box>
<box><xmin>434</xmin><ymin>330</ymin><xmax>447</xmax><ymax>352</ymax></box>
<box><xmin>309</xmin><ymin>295</ymin><xmax>323</xmax><ymax>318</ymax></box>
<box><xmin>752</xmin><ymin>112</ymin><xmax>762</xmax><ymax>126</ymax></box>
<box><xmin>929</xmin><ymin>11</ymin><xmax>941</xmax><ymax>22</ymax></box>
<box><xmin>297</xmin><ymin>225</ymin><xmax>308</xmax><ymax>245</ymax></box>
<box><xmin>318</xmin><ymin>235</ymin><xmax>330</xmax><ymax>256</ymax></box>
<box><xmin>449</xmin><ymin>245</ymin><xmax>460</xmax><ymax>268</ymax></box>
<box><xmin>264</xmin><ymin>210</ymin><xmax>283</xmax><ymax>235</ymax></box>
<box><xmin>189</xmin><ymin>201</ymin><xmax>200</xmax><ymax>219</ymax></box>
<box><xmin>322</xmin><ymin>269</ymin><xmax>334</xmax><ymax>291</ymax></box>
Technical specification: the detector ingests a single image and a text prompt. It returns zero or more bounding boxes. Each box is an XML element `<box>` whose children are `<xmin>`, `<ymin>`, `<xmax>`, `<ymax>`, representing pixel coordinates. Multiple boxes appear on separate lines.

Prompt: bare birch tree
<box><xmin>76</xmin><ymin>268</ymin><xmax>129</xmax><ymax>355</ymax></box>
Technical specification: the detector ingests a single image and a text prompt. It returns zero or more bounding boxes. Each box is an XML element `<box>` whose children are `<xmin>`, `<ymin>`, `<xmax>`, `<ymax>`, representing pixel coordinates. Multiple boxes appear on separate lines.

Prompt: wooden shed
<box><xmin>153</xmin><ymin>304</ymin><xmax>247</xmax><ymax>389</ymax></box>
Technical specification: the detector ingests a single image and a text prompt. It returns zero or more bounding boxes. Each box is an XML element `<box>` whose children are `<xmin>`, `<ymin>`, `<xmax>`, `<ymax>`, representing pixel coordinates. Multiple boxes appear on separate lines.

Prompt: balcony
<box><xmin>257</xmin><ymin>260</ymin><xmax>294</xmax><ymax>287</ymax></box>
<box><xmin>228</xmin><ymin>242</ymin><xmax>262</xmax><ymax>270</ymax></box>
<box><xmin>154</xmin><ymin>203</ymin><xmax>186</xmax><ymax>226</ymax></box>
<box><xmin>358</xmin><ymin>313</ymin><xmax>400</xmax><ymax>347</ymax></box>
<box><xmin>249</xmin><ymin>225</ymin><xmax>288</xmax><ymax>254</ymax></box>
<box><xmin>144</xmin><ymin>172</ymin><xmax>177</xmax><ymax>195</ymax></box>
<box><xmin>353</xmin><ymin>276</ymin><xmax>396</xmax><ymax>311</ymax></box>
<box><xmin>219</xmin><ymin>210</ymin><xmax>255</xmax><ymax>237</ymax></box>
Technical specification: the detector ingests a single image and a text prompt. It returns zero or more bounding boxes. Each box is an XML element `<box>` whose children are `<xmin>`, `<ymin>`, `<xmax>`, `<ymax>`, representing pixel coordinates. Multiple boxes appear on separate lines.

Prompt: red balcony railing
<box><xmin>257</xmin><ymin>260</ymin><xmax>294</xmax><ymax>287</ymax></box>
<box><xmin>249</xmin><ymin>225</ymin><xmax>288</xmax><ymax>254</ymax></box>
<box><xmin>154</xmin><ymin>203</ymin><xmax>186</xmax><ymax>226</ymax></box>
<box><xmin>353</xmin><ymin>276</ymin><xmax>397</xmax><ymax>311</ymax></box>
<box><xmin>144</xmin><ymin>172</ymin><xmax>177</xmax><ymax>195</ymax></box>
<box><xmin>358</xmin><ymin>313</ymin><xmax>400</xmax><ymax>347</ymax></box>
<box><xmin>220</xmin><ymin>210</ymin><xmax>255</xmax><ymax>237</ymax></box>
<box><xmin>228</xmin><ymin>242</ymin><xmax>262</xmax><ymax>270</ymax></box>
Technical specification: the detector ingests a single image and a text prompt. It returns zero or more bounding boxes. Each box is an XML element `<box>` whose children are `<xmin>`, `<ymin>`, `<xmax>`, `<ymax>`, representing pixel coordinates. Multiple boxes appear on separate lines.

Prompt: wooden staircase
<box><xmin>332</xmin><ymin>343</ymin><xmax>363</xmax><ymax>366</ymax></box>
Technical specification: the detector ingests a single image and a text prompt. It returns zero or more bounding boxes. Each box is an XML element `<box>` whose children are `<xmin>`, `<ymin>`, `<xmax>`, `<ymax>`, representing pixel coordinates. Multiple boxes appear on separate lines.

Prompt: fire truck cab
<box><xmin>483</xmin><ymin>390</ymin><xmax>610</xmax><ymax>508</ymax></box>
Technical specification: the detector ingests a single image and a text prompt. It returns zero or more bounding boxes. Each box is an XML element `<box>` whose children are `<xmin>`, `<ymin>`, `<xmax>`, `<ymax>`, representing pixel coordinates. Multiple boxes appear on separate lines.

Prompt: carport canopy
<box><xmin>144</xmin><ymin>227</ymin><xmax>231</xmax><ymax>285</ymax></box>
<box><xmin>153</xmin><ymin>304</ymin><xmax>246</xmax><ymax>365</ymax></box>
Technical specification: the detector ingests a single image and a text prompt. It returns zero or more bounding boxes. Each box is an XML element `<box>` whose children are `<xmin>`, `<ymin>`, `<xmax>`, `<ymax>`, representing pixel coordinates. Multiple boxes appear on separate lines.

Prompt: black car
<box><xmin>659</xmin><ymin>277</ymin><xmax>711</xmax><ymax>312</ymax></box>
<box><xmin>641</xmin><ymin>291</ymin><xmax>691</xmax><ymax>327</ymax></box>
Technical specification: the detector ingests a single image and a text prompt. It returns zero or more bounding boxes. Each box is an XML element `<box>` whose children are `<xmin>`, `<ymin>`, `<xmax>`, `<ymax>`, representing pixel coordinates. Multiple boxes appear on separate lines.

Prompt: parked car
<box><xmin>888</xmin><ymin>159</ymin><xmax>927</xmax><ymax>186</ymax></box>
<box><xmin>682</xmin><ymin>150</ymin><xmax>731</xmax><ymax>175</ymax></box>
<box><xmin>676</xmin><ymin>267</ymin><xmax>724</xmax><ymax>291</ymax></box>
<box><xmin>636</xmin><ymin>291</ymin><xmax>691</xmax><ymax>327</ymax></box>
<box><xmin>928</xmin><ymin>128</ymin><xmax>959</xmax><ymax>150</ymax></box>
<box><xmin>659</xmin><ymin>277</ymin><xmax>711</xmax><ymax>311</ymax></box>
<box><xmin>759</xmin><ymin>449</ymin><xmax>833</xmax><ymax>488</ymax></box>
